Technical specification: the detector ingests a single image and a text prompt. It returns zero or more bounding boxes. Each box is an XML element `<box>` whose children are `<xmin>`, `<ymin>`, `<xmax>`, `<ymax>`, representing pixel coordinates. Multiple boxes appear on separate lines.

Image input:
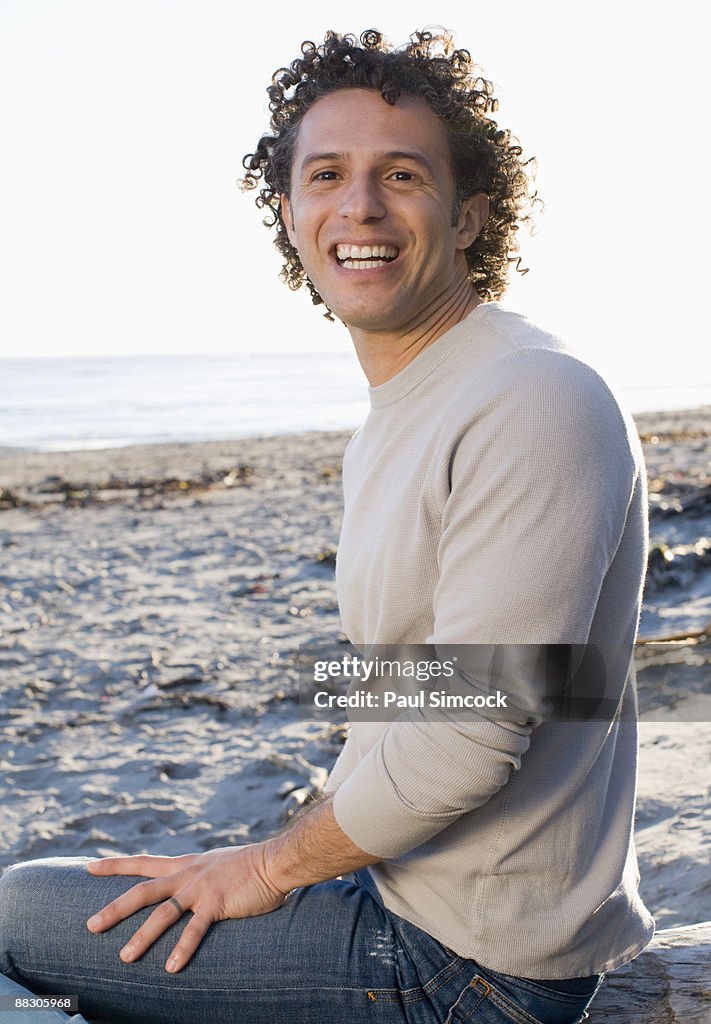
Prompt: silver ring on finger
<box><xmin>169</xmin><ymin>896</ymin><xmax>185</xmax><ymax>916</ymax></box>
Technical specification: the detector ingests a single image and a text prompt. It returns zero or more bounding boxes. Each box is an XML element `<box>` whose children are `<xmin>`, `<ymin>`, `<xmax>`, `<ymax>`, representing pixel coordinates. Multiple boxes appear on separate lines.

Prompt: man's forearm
<box><xmin>261</xmin><ymin>794</ymin><xmax>381</xmax><ymax>893</ymax></box>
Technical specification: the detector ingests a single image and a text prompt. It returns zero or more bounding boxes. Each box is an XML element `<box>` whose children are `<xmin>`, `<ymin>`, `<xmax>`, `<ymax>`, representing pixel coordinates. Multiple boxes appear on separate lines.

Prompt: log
<box><xmin>589</xmin><ymin>921</ymin><xmax>711</xmax><ymax>1022</ymax></box>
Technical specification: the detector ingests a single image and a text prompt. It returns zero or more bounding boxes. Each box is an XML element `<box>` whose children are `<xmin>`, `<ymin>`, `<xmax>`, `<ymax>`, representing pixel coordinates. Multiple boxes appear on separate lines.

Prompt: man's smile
<box><xmin>335</xmin><ymin>243</ymin><xmax>400</xmax><ymax>270</ymax></box>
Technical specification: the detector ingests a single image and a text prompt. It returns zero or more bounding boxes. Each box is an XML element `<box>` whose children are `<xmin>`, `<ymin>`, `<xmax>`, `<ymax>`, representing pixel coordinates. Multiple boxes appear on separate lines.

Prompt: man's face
<box><xmin>281</xmin><ymin>88</ymin><xmax>483</xmax><ymax>333</ymax></box>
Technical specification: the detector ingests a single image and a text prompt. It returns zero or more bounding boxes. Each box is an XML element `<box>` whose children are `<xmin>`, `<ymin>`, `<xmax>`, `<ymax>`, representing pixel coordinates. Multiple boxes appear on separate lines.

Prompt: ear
<box><xmin>455</xmin><ymin>193</ymin><xmax>490</xmax><ymax>250</ymax></box>
<box><xmin>280</xmin><ymin>193</ymin><xmax>297</xmax><ymax>247</ymax></box>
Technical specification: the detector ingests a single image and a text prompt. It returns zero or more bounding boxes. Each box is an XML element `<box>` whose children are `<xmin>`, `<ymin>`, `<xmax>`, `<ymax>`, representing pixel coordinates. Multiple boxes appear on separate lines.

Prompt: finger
<box><xmin>87</xmin><ymin>877</ymin><xmax>175</xmax><ymax>933</ymax></box>
<box><xmin>86</xmin><ymin>854</ymin><xmax>186</xmax><ymax>878</ymax></box>
<box><xmin>118</xmin><ymin>896</ymin><xmax>193</xmax><ymax>964</ymax></box>
<box><xmin>165</xmin><ymin>914</ymin><xmax>213</xmax><ymax>973</ymax></box>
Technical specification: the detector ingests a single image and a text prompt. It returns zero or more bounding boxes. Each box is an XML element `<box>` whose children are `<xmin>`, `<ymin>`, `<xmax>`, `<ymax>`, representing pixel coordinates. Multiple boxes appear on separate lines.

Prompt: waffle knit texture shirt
<box><xmin>325</xmin><ymin>302</ymin><xmax>655</xmax><ymax>979</ymax></box>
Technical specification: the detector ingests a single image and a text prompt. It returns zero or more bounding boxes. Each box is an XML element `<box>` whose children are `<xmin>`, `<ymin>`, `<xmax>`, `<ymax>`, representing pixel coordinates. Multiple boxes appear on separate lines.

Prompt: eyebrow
<box><xmin>299</xmin><ymin>150</ymin><xmax>437</xmax><ymax>176</ymax></box>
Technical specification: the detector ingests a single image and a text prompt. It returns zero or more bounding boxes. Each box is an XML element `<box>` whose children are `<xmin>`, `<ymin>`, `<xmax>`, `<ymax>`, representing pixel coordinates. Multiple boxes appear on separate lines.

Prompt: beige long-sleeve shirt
<box><xmin>326</xmin><ymin>302</ymin><xmax>655</xmax><ymax>978</ymax></box>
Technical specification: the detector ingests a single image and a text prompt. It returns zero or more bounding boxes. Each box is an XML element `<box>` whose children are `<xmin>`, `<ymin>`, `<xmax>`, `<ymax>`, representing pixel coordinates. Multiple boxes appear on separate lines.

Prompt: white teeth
<box><xmin>341</xmin><ymin>259</ymin><xmax>390</xmax><ymax>270</ymax></box>
<box><xmin>336</xmin><ymin>244</ymin><xmax>398</xmax><ymax>261</ymax></box>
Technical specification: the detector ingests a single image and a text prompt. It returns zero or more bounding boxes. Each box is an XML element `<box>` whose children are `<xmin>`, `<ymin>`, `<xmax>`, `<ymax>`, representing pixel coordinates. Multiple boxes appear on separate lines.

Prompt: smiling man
<box><xmin>279</xmin><ymin>86</ymin><xmax>489</xmax><ymax>380</ymax></box>
<box><xmin>0</xmin><ymin>29</ymin><xmax>654</xmax><ymax>1024</ymax></box>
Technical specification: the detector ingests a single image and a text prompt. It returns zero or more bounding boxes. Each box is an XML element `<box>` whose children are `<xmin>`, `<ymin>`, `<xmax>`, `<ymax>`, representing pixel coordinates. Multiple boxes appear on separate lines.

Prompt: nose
<box><xmin>338</xmin><ymin>174</ymin><xmax>386</xmax><ymax>222</ymax></box>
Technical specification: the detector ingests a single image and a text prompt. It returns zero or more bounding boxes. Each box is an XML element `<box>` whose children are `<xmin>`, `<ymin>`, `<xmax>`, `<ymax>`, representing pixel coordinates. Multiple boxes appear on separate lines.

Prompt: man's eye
<box><xmin>390</xmin><ymin>171</ymin><xmax>415</xmax><ymax>182</ymax></box>
<box><xmin>312</xmin><ymin>171</ymin><xmax>339</xmax><ymax>181</ymax></box>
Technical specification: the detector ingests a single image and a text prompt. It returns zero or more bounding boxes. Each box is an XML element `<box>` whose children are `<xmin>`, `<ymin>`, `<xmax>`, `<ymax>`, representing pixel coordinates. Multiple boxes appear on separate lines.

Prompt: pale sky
<box><xmin>1</xmin><ymin>0</ymin><xmax>709</xmax><ymax>395</ymax></box>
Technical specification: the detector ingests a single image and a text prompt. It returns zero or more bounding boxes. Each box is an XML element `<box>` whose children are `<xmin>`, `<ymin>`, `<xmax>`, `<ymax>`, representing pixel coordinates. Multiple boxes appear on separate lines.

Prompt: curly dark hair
<box><xmin>241</xmin><ymin>28</ymin><xmax>537</xmax><ymax>313</ymax></box>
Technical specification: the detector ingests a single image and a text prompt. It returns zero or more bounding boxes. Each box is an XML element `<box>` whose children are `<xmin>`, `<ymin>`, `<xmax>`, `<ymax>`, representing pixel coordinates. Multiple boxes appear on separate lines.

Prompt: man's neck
<box><xmin>348</xmin><ymin>278</ymin><xmax>482</xmax><ymax>387</ymax></box>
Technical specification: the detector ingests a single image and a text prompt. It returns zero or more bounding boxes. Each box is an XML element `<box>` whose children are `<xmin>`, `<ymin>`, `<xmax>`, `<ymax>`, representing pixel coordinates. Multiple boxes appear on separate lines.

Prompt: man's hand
<box><xmin>86</xmin><ymin>843</ymin><xmax>287</xmax><ymax>974</ymax></box>
<box><xmin>86</xmin><ymin>796</ymin><xmax>380</xmax><ymax>974</ymax></box>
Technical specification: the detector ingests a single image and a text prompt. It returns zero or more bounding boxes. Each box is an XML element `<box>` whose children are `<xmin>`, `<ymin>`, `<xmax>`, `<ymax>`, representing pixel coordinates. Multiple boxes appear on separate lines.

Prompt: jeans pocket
<box><xmin>444</xmin><ymin>974</ymin><xmax>495</xmax><ymax>1023</ymax></box>
<box><xmin>444</xmin><ymin>971</ymin><xmax>600</xmax><ymax>1024</ymax></box>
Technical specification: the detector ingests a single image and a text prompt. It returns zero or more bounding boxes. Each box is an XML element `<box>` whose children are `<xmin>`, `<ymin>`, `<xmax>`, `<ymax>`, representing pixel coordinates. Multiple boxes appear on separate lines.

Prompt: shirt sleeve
<box><xmin>332</xmin><ymin>349</ymin><xmax>642</xmax><ymax>858</ymax></box>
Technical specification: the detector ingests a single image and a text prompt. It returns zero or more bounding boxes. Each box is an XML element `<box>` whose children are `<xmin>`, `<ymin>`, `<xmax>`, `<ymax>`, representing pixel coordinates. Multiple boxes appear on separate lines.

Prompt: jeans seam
<box><xmin>364</xmin><ymin>989</ymin><xmax>423</xmax><ymax>1005</ymax></box>
<box><xmin>26</xmin><ymin>968</ymin><xmax>400</xmax><ymax>996</ymax></box>
<box><xmin>364</xmin><ymin>957</ymin><xmax>471</xmax><ymax>1006</ymax></box>
<box><xmin>422</xmin><ymin>958</ymin><xmax>470</xmax><ymax>998</ymax></box>
<box><xmin>485</xmin><ymin>982</ymin><xmax>552</xmax><ymax>1024</ymax></box>
<box><xmin>484</xmin><ymin>970</ymin><xmax>601</xmax><ymax>1005</ymax></box>
<box><xmin>444</xmin><ymin>975</ymin><xmax>491</xmax><ymax>1023</ymax></box>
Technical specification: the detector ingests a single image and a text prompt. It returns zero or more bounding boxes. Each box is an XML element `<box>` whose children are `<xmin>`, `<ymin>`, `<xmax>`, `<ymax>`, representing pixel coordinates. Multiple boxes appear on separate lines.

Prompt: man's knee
<box><xmin>0</xmin><ymin>858</ymin><xmax>89</xmax><ymax>967</ymax></box>
<box><xmin>0</xmin><ymin>861</ymin><xmax>39</xmax><ymax>970</ymax></box>
<box><xmin>0</xmin><ymin>860</ymin><xmax>42</xmax><ymax>920</ymax></box>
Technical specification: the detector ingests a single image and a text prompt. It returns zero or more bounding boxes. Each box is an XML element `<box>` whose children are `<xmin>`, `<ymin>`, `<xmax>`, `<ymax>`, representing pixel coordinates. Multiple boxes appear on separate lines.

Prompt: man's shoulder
<box><xmin>445</xmin><ymin>304</ymin><xmax>642</xmax><ymax>466</ymax></box>
<box><xmin>467</xmin><ymin>303</ymin><xmax>569</xmax><ymax>358</ymax></box>
<box><xmin>452</xmin><ymin>304</ymin><xmax>614</xmax><ymax>408</ymax></box>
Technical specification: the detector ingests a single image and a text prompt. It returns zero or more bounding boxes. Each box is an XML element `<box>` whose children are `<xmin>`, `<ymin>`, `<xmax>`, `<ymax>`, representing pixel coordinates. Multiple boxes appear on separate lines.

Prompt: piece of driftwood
<box><xmin>589</xmin><ymin>921</ymin><xmax>711</xmax><ymax>1022</ymax></box>
<box><xmin>636</xmin><ymin>622</ymin><xmax>710</xmax><ymax>644</ymax></box>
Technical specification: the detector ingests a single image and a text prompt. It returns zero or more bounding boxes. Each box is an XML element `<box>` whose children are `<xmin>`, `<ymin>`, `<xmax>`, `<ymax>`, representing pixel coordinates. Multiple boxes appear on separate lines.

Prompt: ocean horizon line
<box><xmin>1</xmin><ymin>350</ymin><xmax>709</xmax><ymax>453</ymax></box>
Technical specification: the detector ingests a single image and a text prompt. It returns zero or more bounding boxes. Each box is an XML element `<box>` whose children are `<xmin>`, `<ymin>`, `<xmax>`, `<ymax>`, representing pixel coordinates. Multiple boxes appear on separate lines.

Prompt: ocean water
<box><xmin>0</xmin><ymin>352</ymin><xmax>709</xmax><ymax>452</ymax></box>
<box><xmin>0</xmin><ymin>352</ymin><xmax>370</xmax><ymax>451</ymax></box>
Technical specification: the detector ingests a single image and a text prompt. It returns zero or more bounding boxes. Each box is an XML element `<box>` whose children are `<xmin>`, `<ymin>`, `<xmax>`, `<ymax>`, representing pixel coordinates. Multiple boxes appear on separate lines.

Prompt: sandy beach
<box><xmin>1</xmin><ymin>409</ymin><xmax>709</xmax><ymax>935</ymax></box>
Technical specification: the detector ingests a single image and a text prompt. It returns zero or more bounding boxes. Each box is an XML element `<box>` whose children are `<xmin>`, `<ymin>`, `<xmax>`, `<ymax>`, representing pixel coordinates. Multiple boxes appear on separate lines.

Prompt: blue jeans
<box><xmin>0</xmin><ymin>858</ymin><xmax>602</xmax><ymax>1024</ymax></box>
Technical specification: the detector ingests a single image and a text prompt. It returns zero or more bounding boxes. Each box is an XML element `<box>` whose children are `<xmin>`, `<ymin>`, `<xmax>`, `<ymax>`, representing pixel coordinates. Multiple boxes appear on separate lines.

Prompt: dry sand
<box><xmin>0</xmin><ymin>410</ymin><xmax>709</xmax><ymax>934</ymax></box>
